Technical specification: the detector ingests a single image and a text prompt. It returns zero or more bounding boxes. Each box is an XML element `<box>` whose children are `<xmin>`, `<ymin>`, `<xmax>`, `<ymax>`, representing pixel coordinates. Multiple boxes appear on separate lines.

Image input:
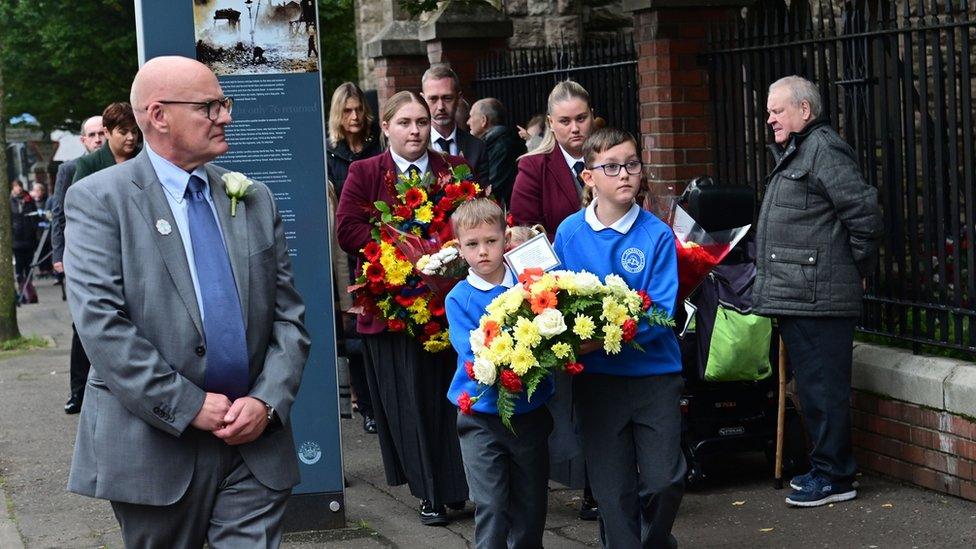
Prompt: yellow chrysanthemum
<box><xmin>510</xmin><ymin>344</ymin><xmax>538</xmax><ymax>376</ymax></box>
<box><xmin>499</xmin><ymin>287</ymin><xmax>527</xmax><ymax>314</ymax></box>
<box><xmin>601</xmin><ymin>296</ymin><xmax>629</xmax><ymax>325</ymax></box>
<box><xmin>409</xmin><ymin>297</ymin><xmax>431</xmax><ymax>324</ymax></box>
<box><xmin>603</xmin><ymin>324</ymin><xmax>623</xmax><ymax>354</ymax></box>
<box><xmin>552</xmin><ymin>342</ymin><xmax>572</xmax><ymax>360</ymax></box>
<box><xmin>513</xmin><ymin>317</ymin><xmax>542</xmax><ymax>348</ymax></box>
<box><xmin>377</xmin><ymin>297</ymin><xmax>392</xmax><ymax>315</ymax></box>
<box><xmin>415</xmin><ymin>204</ymin><xmax>434</xmax><ymax>223</ymax></box>
<box><xmin>488</xmin><ymin>332</ymin><xmax>514</xmax><ymax>364</ymax></box>
<box><xmin>555</xmin><ymin>274</ymin><xmax>578</xmax><ymax>293</ymax></box>
<box><xmin>623</xmin><ymin>292</ymin><xmax>643</xmax><ymax>315</ymax></box>
<box><xmin>423</xmin><ymin>331</ymin><xmax>451</xmax><ymax>353</ymax></box>
<box><xmin>528</xmin><ymin>274</ymin><xmax>558</xmax><ymax>295</ymax></box>
<box><xmin>573</xmin><ymin>314</ymin><xmax>596</xmax><ymax>339</ymax></box>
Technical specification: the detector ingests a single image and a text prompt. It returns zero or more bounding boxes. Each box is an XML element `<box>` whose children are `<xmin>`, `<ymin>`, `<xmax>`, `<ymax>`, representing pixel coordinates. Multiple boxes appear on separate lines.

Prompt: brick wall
<box><xmin>852</xmin><ymin>391</ymin><xmax>976</xmax><ymax>502</ymax></box>
<box><xmin>372</xmin><ymin>55</ymin><xmax>430</xmax><ymax>106</ymax></box>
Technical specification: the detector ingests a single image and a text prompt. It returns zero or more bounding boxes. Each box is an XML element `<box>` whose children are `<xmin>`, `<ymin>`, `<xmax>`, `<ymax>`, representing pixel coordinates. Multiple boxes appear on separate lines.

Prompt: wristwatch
<box><xmin>263</xmin><ymin>402</ymin><xmax>276</xmax><ymax>423</ymax></box>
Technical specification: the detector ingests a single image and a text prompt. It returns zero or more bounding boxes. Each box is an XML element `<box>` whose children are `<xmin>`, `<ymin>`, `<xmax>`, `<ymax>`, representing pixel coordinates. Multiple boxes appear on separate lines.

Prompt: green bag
<box><xmin>703</xmin><ymin>306</ymin><xmax>772</xmax><ymax>382</ymax></box>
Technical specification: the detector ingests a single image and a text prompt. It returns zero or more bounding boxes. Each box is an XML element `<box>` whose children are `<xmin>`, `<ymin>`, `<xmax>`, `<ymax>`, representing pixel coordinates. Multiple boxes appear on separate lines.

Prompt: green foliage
<box><xmin>452</xmin><ymin>163</ymin><xmax>471</xmax><ymax>181</ymax></box>
<box><xmin>0</xmin><ymin>335</ymin><xmax>47</xmax><ymax>351</ymax></box>
<box><xmin>0</xmin><ymin>1</ymin><xmax>138</xmax><ymax>132</ymax></box>
<box><xmin>522</xmin><ymin>366</ymin><xmax>549</xmax><ymax>402</ymax></box>
<box><xmin>319</xmin><ymin>0</ymin><xmax>359</xmax><ymax>98</ymax></box>
<box><xmin>496</xmin><ymin>387</ymin><xmax>515</xmax><ymax>432</ymax></box>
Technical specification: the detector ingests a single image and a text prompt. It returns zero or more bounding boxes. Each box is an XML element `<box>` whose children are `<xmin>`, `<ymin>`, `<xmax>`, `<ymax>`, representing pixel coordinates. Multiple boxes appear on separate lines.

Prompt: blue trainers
<box><xmin>785</xmin><ymin>475</ymin><xmax>857</xmax><ymax>507</ymax></box>
<box><xmin>789</xmin><ymin>470</ymin><xmax>816</xmax><ymax>491</ymax></box>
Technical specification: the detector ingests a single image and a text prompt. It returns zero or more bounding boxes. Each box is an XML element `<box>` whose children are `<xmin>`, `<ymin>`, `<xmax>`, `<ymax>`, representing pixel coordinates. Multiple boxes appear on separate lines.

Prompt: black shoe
<box><xmin>64</xmin><ymin>396</ymin><xmax>82</xmax><ymax>415</ymax></box>
<box><xmin>446</xmin><ymin>500</ymin><xmax>465</xmax><ymax>511</ymax></box>
<box><xmin>419</xmin><ymin>500</ymin><xmax>449</xmax><ymax>526</ymax></box>
<box><xmin>578</xmin><ymin>495</ymin><xmax>599</xmax><ymax>521</ymax></box>
<box><xmin>362</xmin><ymin>415</ymin><xmax>377</xmax><ymax>434</ymax></box>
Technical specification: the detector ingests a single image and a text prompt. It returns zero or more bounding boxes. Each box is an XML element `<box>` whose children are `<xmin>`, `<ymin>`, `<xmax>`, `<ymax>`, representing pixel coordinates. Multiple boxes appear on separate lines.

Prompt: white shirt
<box><xmin>558</xmin><ymin>144</ymin><xmax>585</xmax><ymax>173</ymax></box>
<box><xmin>144</xmin><ymin>142</ymin><xmax>225</xmax><ymax>320</ymax></box>
<box><xmin>390</xmin><ymin>150</ymin><xmax>429</xmax><ymax>176</ymax></box>
<box><xmin>432</xmin><ymin>127</ymin><xmax>459</xmax><ymax>156</ymax></box>
<box><xmin>584</xmin><ymin>197</ymin><xmax>640</xmax><ymax>234</ymax></box>
<box><xmin>466</xmin><ymin>265</ymin><xmax>516</xmax><ymax>291</ymax></box>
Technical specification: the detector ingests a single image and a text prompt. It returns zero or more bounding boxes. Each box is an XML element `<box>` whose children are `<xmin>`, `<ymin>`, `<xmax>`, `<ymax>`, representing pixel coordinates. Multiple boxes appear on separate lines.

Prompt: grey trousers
<box><xmin>574</xmin><ymin>373</ymin><xmax>685</xmax><ymax>549</ymax></box>
<box><xmin>778</xmin><ymin>315</ymin><xmax>858</xmax><ymax>482</ymax></box>
<box><xmin>111</xmin><ymin>430</ymin><xmax>291</xmax><ymax>549</ymax></box>
<box><xmin>456</xmin><ymin>406</ymin><xmax>553</xmax><ymax>549</ymax></box>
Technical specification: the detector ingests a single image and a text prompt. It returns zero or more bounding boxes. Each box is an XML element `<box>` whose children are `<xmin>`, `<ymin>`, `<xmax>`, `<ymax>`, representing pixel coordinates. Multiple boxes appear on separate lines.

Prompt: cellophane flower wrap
<box><xmin>670</xmin><ymin>204</ymin><xmax>750</xmax><ymax>302</ymax></box>
<box><xmin>461</xmin><ymin>268</ymin><xmax>674</xmax><ymax>430</ymax></box>
<box><xmin>349</xmin><ymin>164</ymin><xmax>484</xmax><ymax>353</ymax></box>
<box><xmin>384</xmin><ymin>227</ymin><xmax>468</xmax><ymax>298</ymax></box>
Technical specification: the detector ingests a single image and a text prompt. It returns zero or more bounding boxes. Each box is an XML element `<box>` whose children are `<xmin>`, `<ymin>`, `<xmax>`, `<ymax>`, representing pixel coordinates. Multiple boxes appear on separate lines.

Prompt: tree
<box><xmin>0</xmin><ymin>7</ymin><xmax>23</xmax><ymax>340</ymax></box>
<box><xmin>0</xmin><ymin>0</ymin><xmax>138</xmax><ymax>133</ymax></box>
<box><xmin>319</xmin><ymin>0</ymin><xmax>358</xmax><ymax>98</ymax></box>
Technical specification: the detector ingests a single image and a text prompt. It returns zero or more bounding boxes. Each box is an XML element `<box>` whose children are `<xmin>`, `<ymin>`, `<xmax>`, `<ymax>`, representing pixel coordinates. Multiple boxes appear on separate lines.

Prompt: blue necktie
<box><xmin>185</xmin><ymin>175</ymin><xmax>249</xmax><ymax>400</ymax></box>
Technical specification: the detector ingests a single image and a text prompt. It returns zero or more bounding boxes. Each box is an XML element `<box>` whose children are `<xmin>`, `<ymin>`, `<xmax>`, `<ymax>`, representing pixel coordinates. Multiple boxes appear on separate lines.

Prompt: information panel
<box><xmin>134</xmin><ymin>0</ymin><xmax>343</xmax><ymax>530</ymax></box>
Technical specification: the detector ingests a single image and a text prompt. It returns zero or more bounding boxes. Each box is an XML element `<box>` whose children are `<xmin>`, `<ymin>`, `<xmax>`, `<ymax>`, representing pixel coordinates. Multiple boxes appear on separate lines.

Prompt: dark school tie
<box><xmin>185</xmin><ymin>175</ymin><xmax>249</xmax><ymax>400</ymax></box>
<box><xmin>435</xmin><ymin>137</ymin><xmax>453</xmax><ymax>154</ymax></box>
<box><xmin>572</xmin><ymin>160</ymin><xmax>585</xmax><ymax>198</ymax></box>
<box><xmin>406</xmin><ymin>164</ymin><xmax>421</xmax><ymax>179</ymax></box>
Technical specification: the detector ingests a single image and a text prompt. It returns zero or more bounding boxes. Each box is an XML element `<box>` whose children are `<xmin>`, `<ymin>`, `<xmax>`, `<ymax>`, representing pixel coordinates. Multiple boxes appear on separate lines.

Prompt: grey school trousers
<box><xmin>574</xmin><ymin>372</ymin><xmax>685</xmax><ymax>549</ymax></box>
<box><xmin>457</xmin><ymin>405</ymin><xmax>553</xmax><ymax>549</ymax></box>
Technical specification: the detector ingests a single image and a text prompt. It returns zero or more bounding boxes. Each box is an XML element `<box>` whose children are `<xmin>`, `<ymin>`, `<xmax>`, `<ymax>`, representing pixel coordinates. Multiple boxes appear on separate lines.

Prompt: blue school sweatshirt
<box><xmin>445</xmin><ymin>267</ymin><xmax>555</xmax><ymax>414</ymax></box>
<box><xmin>553</xmin><ymin>201</ymin><xmax>681</xmax><ymax>377</ymax></box>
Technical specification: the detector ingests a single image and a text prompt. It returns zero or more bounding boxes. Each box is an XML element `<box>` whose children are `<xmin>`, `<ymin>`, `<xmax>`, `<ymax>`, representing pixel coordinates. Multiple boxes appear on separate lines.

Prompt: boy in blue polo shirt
<box><xmin>446</xmin><ymin>198</ymin><xmax>555</xmax><ymax>549</ymax></box>
<box><xmin>554</xmin><ymin>127</ymin><xmax>685</xmax><ymax>548</ymax></box>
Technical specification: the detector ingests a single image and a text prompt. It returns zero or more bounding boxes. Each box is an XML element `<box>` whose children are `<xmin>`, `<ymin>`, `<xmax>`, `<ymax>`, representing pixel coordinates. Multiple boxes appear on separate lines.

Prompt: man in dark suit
<box><xmin>64</xmin><ymin>55</ymin><xmax>309</xmax><ymax>547</ymax></box>
<box><xmin>421</xmin><ymin>66</ymin><xmax>488</xmax><ymax>184</ymax></box>
<box><xmin>57</xmin><ymin>104</ymin><xmax>141</xmax><ymax>415</ymax></box>
<box><xmin>52</xmin><ymin>115</ymin><xmax>104</xmax><ymax>277</ymax></box>
<box><xmin>467</xmin><ymin>97</ymin><xmax>525</xmax><ymax>207</ymax></box>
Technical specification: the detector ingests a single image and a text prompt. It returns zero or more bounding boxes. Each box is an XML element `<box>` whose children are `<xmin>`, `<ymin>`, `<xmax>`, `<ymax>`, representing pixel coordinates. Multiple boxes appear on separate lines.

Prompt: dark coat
<box><xmin>72</xmin><ymin>143</ymin><xmax>119</xmax><ymax>184</ymax></box>
<box><xmin>753</xmin><ymin>119</ymin><xmax>884</xmax><ymax>318</ymax></box>
<box><xmin>335</xmin><ymin>150</ymin><xmax>467</xmax><ymax>334</ymax></box>
<box><xmin>452</xmin><ymin>128</ymin><xmax>489</xmax><ymax>186</ymax></box>
<box><xmin>509</xmin><ymin>147</ymin><xmax>582</xmax><ymax>239</ymax></box>
<box><xmin>10</xmin><ymin>194</ymin><xmax>38</xmax><ymax>250</ymax></box>
<box><xmin>326</xmin><ymin>136</ymin><xmax>382</xmax><ymax>197</ymax></box>
<box><xmin>51</xmin><ymin>159</ymin><xmax>76</xmax><ymax>264</ymax></box>
<box><xmin>481</xmin><ymin>125</ymin><xmax>526</xmax><ymax>207</ymax></box>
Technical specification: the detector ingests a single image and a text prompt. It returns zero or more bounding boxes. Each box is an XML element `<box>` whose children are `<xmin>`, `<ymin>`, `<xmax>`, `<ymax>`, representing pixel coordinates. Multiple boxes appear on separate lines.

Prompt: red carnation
<box><xmin>458</xmin><ymin>391</ymin><xmax>474</xmax><ymax>414</ymax></box>
<box><xmin>368</xmin><ymin>281</ymin><xmax>385</xmax><ymax>295</ymax></box>
<box><xmin>506</xmin><ymin>213</ymin><xmax>514</xmax><ymax>227</ymax></box>
<box><xmin>622</xmin><ymin>318</ymin><xmax>638</xmax><ymax>342</ymax></box>
<box><xmin>464</xmin><ymin>360</ymin><xmax>475</xmax><ymax>380</ymax></box>
<box><xmin>459</xmin><ymin>181</ymin><xmax>477</xmax><ymax>199</ymax></box>
<box><xmin>362</xmin><ymin>241</ymin><xmax>382</xmax><ymax>262</ymax></box>
<box><xmin>500</xmin><ymin>369</ymin><xmax>523</xmax><ymax>393</ymax></box>
<box><xmin>437</xmin><ymin>196</ymin><xmax>454</xmax><ymax>211</ymax></box>
<box><xmin>387</xmin><ymin>318</ymin><xmax>406</xmax><ymax>332</ymax></box>
<box><xmin>424</xmin><ymin>321</ymin><xmax>441</xmax><ymax>336</ymax></box>
<box><xmin>565</xmin><ymin>362</ymin><xmax>584</xmax><ymax>376</ymax></box>
<box><xmin>637</xmin><ymin>290</ymin><xmax>653</xmax><ymax>311</ymax></box>
<box><xmin>395</xmin><ymin>205</ymin><xmax>413</xmax><ymax>219</ymax></box>
<box><xmin>365</xmin><ymin>263</ymin><xmax>386</xmax><ymax>283</ymax></box>
<box><xmin>394</xmin><ymin>294</ymin><xmax>417</xmax><ymax>307</ymax></box>
<box><xmin>405</xmin><ymin>187</ymin><xmax>425</xmax><ymax>209</ymax></box>
<box><xmin>429</xmin><ymin>295</ymin><xmax>446</xmax><ymax>317</ymax></box>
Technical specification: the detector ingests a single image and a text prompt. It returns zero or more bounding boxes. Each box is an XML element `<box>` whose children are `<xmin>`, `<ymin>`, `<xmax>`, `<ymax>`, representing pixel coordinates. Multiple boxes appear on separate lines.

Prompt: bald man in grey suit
<box><xmin>64</xmin><ymin>56</ymin><xmax>309</xmax><ymax>547</ymax></box>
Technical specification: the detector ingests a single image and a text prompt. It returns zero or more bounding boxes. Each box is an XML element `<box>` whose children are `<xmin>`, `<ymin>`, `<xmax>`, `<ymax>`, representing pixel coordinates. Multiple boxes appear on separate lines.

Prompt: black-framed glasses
<box><xmin>156</xmin><ymin>97</ymin><xmax>234</xmax><ymax>121</ymax></box>
<box><xmin>589</xmin><ymin>160</ymin><xmax>643</xmax><ymax>177</ymax></box>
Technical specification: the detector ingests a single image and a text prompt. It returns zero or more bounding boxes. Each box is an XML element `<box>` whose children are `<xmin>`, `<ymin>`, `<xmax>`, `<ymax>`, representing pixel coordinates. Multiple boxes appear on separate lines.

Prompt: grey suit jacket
<box><xmin>64</xmin><ymin>149</ymin><xmax>310</xmax><ymax>506</ymax></box>
<box><xmin>454</xmin><ymin>128</ymin><xmax>488</xmax><ymax>186</ymax></box>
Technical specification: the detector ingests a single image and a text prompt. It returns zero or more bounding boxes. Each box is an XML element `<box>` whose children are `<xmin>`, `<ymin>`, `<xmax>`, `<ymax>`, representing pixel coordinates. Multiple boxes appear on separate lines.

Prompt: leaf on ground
<box><xmin>759</xmin><ymin>528</ymin><xmax>774</xmax><ymax>533</ymax></box>
<box><xmin>881</xmin><ymin>503</ymin><xmax>894</xmax><ymax>508</ymax></box>
<box><xmin>732</xmin><ymin>501</ymin><xmax>746</xmax><ymax>506</ymax></box>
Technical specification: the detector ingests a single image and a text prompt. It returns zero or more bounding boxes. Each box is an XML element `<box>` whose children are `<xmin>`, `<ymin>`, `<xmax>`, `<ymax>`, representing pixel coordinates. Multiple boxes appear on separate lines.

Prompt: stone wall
<box><xmin>354</xmin><ymin>0</ymin><xmax>387</xmax><ymax>89</ymax></box>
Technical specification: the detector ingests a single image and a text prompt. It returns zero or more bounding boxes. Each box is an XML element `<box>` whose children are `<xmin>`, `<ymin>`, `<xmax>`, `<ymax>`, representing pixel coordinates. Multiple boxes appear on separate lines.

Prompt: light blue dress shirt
<box><xmin>144</xmin><ymin>142</ymin><xmax>228</xmax><ymax>321</ymax></box>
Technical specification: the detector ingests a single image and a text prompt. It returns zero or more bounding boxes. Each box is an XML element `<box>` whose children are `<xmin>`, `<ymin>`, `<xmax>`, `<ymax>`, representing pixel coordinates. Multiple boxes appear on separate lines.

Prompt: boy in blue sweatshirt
<box><xmin>445</xmin><ymin>198</ymin><xmax>555</xmax><ymax>549</ymax></box>
<box><xmin>554</xmin><ymin>128</ymin><xmax>685</xmax><ymax>548</ymax></box>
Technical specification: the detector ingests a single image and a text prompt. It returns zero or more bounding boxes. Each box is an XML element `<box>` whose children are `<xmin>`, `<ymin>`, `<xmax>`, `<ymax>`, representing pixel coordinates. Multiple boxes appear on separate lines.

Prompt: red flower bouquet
<box><xmin>670</xmin><ymin>204</ymin><xmax>750</xmax><ymax>301</ymax></box>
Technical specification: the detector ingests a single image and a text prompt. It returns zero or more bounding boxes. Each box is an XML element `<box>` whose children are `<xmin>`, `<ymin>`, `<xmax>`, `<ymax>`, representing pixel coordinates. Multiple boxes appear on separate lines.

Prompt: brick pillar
<box><xmin>625</xmin><ymin>0</ymin><xmax>754</xmax><ymax>190</ymax></box>
<box><xmin>366</xmin><ymin>21</ymin><xmax>428</xmax><ymax>108</ymax></box>
<box><xmin>419</xmin><ymin>0</ymin><xmax>513</xmax><ymax>100</ymax></box>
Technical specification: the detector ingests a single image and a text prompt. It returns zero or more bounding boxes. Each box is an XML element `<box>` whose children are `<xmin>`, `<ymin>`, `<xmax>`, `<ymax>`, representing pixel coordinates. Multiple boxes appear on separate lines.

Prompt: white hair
<box><xmin>769</xmin><ymin>75</ymin><xmax>822</xmax><ymax>119</ymax></box>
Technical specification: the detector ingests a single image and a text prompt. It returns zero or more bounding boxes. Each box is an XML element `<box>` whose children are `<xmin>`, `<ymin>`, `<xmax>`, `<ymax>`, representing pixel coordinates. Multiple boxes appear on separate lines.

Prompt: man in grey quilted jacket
<box><xmin>754</xmin><ymin>75</ymin><xmax>883</xmax><ymax>508</ymax></box>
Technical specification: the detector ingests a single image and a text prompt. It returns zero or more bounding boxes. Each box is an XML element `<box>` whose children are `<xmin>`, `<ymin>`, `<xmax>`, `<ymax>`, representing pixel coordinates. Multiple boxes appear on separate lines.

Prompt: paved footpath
<box><xmin>1</xmin><ymin>280</ymin><xmax>975</xmax><ymax>548</ymax></box>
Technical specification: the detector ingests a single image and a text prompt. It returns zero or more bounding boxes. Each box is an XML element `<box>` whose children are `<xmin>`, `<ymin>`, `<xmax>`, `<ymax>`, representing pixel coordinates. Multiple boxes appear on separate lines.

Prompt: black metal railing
<box><xmin>705</xmin><ymin>0</ymin><xmax>976</xmax><ymax>357</ymax></box>
<box><xmin>473</xmin><ymin>37</ymin><xmax>640</xmax><ymax>141</ymax></box>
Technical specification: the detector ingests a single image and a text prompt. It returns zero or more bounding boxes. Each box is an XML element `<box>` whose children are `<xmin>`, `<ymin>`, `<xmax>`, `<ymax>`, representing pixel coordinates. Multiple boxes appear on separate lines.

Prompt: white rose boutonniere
<box><xmin>221</xmin><ymin>172</ymin><xmax>253</xmax><ymax>217</ymax></box>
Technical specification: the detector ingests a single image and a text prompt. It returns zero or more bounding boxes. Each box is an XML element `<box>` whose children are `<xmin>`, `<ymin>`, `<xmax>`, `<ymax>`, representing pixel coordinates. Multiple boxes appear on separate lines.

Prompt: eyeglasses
<box><xmin>84</xmin><ymin>130</ymin><xmax>105</xmax><ymax>138</ymax></box>
<box><xmin>156</xmin><ymin>97</ymin><xmax>234</xmax><ymax>121</ymax></box>
<box><xmin>589</xmin><ymin>160</ymin><xmax>643</xmax><ymax>177</ymax></box>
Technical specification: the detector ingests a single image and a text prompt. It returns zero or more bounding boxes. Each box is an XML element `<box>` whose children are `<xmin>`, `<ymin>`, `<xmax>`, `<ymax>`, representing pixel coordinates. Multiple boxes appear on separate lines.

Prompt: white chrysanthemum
<box><xmin>573</xmin><ymin>271</ymin><xmax>603</xmax><ymax>294</ymax></box>
<box><xmin>604</xmin><ymin>274</ymin><xmax>629</xmax><ymax>294</ymax></box>
<box><xmin>473</xmin><ymin>356</ymin><xmax>497</xmax><ymax>385</ymax></box>
<box><xmin>469</xmin><ymin>326</ymin><xmax>486</xmax><ymax>353</ymax></box>
<box><xmin>533</xmin><ymin>308</ymin><xmax>568</xmax><ymax>338</ymax></box>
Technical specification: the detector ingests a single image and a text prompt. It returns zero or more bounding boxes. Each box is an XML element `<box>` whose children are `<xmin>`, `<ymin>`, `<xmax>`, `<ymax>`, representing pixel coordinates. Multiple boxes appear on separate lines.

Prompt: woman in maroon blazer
<box><xmin>336</xmin><ymin>91</ymin><xmax>468</xmax><ymax>526</ymax></box>
<box><xmin>509</xmin><ymin>80</ymin><xmax>595</xmax><ymax>238</ymax></box>
<box><xmin>509</xmin><ymin>80</ymin><xmax>599</xmax><ymax>518</ymax></box>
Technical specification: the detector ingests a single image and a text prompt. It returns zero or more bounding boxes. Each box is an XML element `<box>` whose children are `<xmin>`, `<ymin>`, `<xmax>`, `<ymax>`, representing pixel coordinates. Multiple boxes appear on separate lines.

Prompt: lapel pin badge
<box><xmin>155</xmin><ymin>219</ymin><xmax>173</xmax><ymax>236</ymax></box>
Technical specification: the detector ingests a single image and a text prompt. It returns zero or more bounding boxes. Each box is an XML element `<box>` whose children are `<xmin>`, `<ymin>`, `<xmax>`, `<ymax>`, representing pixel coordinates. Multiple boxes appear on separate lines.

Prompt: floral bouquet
<box><xmin>382</xmin><ymin>226</ymin><xmax>467</xmax><ymax>298</ymax></box>
<box><xmin>671</xmin><ymin>204</ymin><xmax>750</xmax><ymax>301</ymax></box>
<box><xmin>349</xmin><ymin>164</ymin><xmax>484</xmax><ymax>353</ymax></box>
<box><xmin>458</xmin><ymin>268</ymin><xmax>674</xmax><ymax>430</ymax></box>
